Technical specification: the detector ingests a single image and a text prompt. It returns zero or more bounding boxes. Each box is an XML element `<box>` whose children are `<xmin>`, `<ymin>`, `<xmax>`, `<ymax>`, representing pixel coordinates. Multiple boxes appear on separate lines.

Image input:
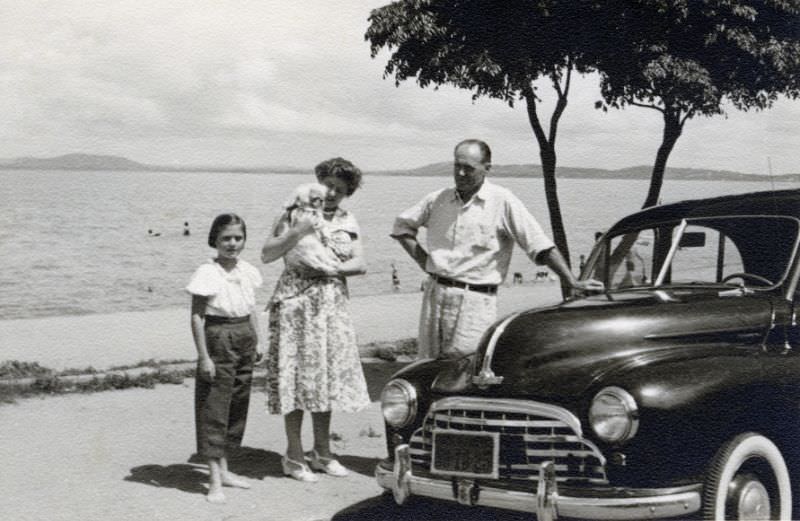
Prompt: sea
<box><xmin>0</xmin><ymin>168</ymin><xmax>793</xmax><ymax>320</ymax></box>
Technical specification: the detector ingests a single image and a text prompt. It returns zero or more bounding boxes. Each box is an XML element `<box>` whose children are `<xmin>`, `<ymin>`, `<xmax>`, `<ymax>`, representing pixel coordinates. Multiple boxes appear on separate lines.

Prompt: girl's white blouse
<box><xmin>185</xmin><ymin>259</ymin><xmax>263</xmax><ymax>317</ymax></box>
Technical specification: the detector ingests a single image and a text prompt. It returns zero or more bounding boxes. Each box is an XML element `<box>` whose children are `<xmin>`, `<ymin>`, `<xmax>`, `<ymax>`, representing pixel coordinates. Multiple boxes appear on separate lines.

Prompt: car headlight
<box><xmin>589</xmin><ymin>386</ymin><xmax>639</xmax><ymax>443</ymax></box>
<box><xmin>380</xmin><ymin>379</ymin><xmax>417</xmax><ymax>428</ymax></box>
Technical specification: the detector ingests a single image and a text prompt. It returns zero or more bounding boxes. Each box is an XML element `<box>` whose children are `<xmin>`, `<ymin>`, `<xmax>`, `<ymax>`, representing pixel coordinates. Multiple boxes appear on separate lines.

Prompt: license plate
<box><xmin>431</xmin><ymin>430</ymin><xmax>499</xmax><ymax>479</ymax></box>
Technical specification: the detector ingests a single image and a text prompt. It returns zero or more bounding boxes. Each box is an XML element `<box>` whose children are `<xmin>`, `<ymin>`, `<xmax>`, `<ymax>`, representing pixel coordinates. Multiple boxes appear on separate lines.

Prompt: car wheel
<box><xmin>702</xmin><ymin>432</ymin><xmax>792</xmax><ymax>520</ymax></box>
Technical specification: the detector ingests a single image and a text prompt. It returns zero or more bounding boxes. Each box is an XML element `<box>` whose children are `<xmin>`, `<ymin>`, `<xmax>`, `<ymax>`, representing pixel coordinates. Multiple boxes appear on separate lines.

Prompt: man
<box><xmin>391</xmin><ymin>139</ymin><xmax>603</xmax><ymax>359</ymax></box>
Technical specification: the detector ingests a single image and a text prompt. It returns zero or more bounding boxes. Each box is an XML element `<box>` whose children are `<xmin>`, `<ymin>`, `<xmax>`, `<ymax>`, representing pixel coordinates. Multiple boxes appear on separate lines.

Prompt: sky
<box><xmin>1</xmin><ymin>0</ymin><xmax>798</xmax><ymax>175</ymax></box>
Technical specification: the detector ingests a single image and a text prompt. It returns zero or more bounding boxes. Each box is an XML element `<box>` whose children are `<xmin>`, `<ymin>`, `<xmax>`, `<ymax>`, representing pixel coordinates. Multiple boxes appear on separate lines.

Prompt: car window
<box><xmin>593</xmin><ymin>216</ymin><xmax>799</xmax><ymax>290</ymax></box>
<box><xmin>669</xmin><ymin>225</ymin><xmax>743</xmax><ymax>284</ymax></box>
<box><xmin>606</xmin><ymin>230</ymin><xmax>654</xmax><ymax>289</ymax></box>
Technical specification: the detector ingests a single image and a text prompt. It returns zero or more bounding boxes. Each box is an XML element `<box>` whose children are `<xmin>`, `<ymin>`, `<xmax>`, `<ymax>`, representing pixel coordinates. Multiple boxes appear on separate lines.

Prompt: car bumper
<box><xmin>376</xmin><ymin>445</ymin><xmax>701</xmax><ymax>520</ymax></box>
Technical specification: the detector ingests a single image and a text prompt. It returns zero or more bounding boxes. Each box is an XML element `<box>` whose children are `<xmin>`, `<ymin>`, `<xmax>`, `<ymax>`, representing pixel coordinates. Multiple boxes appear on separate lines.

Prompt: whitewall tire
<box><xmin>702</xmin><ymin>432</ymin><xmax>792</xmax><ymax>520</ymax></box>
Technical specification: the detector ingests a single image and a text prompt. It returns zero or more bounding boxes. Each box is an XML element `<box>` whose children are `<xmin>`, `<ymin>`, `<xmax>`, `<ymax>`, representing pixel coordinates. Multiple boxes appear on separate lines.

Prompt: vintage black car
<box><xmin>375</xmin><ymin>189</ymin><xmax>800</xmax><ymax>520</ymax></box>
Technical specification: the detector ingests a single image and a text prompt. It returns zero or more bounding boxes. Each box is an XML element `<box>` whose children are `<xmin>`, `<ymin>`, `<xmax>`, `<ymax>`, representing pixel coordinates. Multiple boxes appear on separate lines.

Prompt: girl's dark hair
<box><xmin>207</xmin><ymin>213</ymin><xmax>246</xmax><ymax>247</ymax></box>
<box><xmin>314</xmin><ymin>157</ymin><xmax>363</xmax><ymax>196</ymax></box>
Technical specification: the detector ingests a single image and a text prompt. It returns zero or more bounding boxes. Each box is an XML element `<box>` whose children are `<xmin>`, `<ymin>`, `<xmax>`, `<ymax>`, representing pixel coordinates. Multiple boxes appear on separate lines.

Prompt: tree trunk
<box><xmin>540</xmin><ymin>148</ymin><xmax>570</xmax><ymax>266</ymax></box>
<box><xmin>523</xmin><ymin>84</ymin><xmax>572</xmax><ymax>298</ymax></box>
<box><xmin>643</xmin><ymin>110</ymin><xmax>683</xmax><ymax>209</ymax></box>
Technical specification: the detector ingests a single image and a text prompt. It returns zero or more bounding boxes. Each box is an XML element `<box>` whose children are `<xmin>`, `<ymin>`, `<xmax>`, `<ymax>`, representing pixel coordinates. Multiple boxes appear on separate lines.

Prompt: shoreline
<box><xmin>0</xmin><ymin>283</ymin><xmax>563</xmax><ymax>372</ymax></box>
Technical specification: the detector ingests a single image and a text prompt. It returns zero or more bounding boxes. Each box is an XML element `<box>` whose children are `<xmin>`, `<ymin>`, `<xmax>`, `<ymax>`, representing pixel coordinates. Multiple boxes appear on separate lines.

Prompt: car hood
<box><xmin>432</xmin><ymin>289</ymin><xmax>775</xmax><ymax>400</ymax></box>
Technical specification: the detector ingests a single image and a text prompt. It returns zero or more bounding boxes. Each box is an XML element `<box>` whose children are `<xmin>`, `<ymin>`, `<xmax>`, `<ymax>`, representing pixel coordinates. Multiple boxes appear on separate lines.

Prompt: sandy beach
<box><xmin>0</xmin><ymin>284</ymin><xmax>562</xmax><ymax>372</ymax></box>
<box><xmin>0</xmin><ymin>284</ymin><xmax>561</xmax><ymax>521</ymax></box>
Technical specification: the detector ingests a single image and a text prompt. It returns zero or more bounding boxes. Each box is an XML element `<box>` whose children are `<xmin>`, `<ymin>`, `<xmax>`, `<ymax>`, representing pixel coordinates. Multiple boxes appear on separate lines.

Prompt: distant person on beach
<box><xmin>391</xmin><ymin>138</ymin><xmax>604</xmax><ymax>359</ymax></box>
<box><xmin>147</xmin><ymin>229</ymin><xmax>161</xmax><ymax>237</ymax></box>
<box><xmin>391</xmin><ymin>262</ymin><xmax>400</xmax><ymax>291</ymax></box>
<box><xmin>281</xmin><ymin>182</ymin><xmax>342</xmax><ymax>274</ymax></box>
<box><xmin>261</xmin><ymin>157</ymin><xmax>370</xmax><ymax>482</ymax></box>
<box><xmin>186</xmin><ymin>213</ymin><xmax>263</xmax><ymax>503</ymax></box>
<box><xmin>183</xmin><ymin>221</ymin><xmax>191</xmax><ymax>236</ymax></box>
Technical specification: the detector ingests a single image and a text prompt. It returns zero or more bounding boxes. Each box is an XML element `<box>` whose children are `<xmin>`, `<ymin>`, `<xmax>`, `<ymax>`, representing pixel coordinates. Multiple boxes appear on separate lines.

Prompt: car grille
<box><xmin>409</xmin><ymin>397</ymin><xmax>608</xmax><ymax>485</ymax></box>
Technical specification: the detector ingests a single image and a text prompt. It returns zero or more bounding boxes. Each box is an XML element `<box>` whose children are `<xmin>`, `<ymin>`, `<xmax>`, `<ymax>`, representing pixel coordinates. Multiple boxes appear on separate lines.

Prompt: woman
<box><xmin>261</xmin><ymin>157</ymin><xmax>370</xmax><ymax>482</ymax></box>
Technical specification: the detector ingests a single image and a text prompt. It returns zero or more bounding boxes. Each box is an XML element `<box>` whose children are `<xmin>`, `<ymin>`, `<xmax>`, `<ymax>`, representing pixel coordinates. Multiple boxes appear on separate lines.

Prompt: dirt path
<box><xmin>0</xmin><ymin>382</ymin><xmax>390</xmax><ymax>521</ymax></box>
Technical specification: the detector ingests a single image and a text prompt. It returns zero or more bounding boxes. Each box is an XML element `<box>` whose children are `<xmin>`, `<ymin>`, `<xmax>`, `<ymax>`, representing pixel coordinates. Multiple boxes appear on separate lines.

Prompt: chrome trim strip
<box><xmin>654</xmin><ymin>218</ymin><xmax>687</xmax><ymax>287</ymax></box>
<box><xmin>473</xmin><ymin>312</ymin><xmax>521</xmax><ymax>387</ymax></box>
<box><xmin>376</xmin><ymin>462</ymin><xmax>701</xmax><ymax>520</ymax></box>
<box><xmin>430</xmin><ymin>397</ymin><xmax>585</xmax><ymax>437</ymax></box>
<box><xmin>431</xmin><ymin>414</ymin><xmax>570</xmax><ymax>429</ymax></box>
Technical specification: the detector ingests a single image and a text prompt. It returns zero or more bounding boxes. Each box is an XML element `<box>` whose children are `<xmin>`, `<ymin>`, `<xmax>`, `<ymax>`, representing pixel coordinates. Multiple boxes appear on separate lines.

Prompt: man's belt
<box><xmin>430</xmin><ymin>274</ymin><xmax>498</xmax><ymax>295</ymax></box>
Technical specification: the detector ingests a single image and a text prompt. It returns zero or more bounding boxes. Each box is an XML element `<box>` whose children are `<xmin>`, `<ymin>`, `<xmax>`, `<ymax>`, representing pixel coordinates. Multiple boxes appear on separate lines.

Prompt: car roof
<box><xmin>610</xmin><ymin>189</ymin><xmax>800</xmax><ymax>233</ymax></box>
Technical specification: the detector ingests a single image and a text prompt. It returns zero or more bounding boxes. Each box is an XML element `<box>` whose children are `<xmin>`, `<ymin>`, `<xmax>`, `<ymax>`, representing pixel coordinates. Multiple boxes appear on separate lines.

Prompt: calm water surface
<box><xmin>0</xmin><ymin>169</ymin><xmax>790</xmax><ymax>319</ymax></box>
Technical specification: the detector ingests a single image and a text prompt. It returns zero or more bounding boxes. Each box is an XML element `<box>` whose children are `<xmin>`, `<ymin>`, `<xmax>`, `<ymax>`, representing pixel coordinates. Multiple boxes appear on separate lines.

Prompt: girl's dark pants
<box><xmin>195</xmin><ymin>315</ymin><xmax>256</xmax><ymax>460</ymax></box>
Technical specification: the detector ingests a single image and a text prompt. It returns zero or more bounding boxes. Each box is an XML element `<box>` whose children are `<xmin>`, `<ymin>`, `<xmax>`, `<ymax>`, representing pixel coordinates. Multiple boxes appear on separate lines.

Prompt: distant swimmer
<box><xmin>183</xmin><ymin>221</ymin><xmax>191</xmax><ymax>236</ymax></box>
<box><xmin>148</xmin><ymin>229</ymin><xmax>161</xmax><ymax>237</ymax></box>
<box><xmin>391</xmin><ymin>263</ymin><xmax>400</xmax><ymax>291</ymax></box>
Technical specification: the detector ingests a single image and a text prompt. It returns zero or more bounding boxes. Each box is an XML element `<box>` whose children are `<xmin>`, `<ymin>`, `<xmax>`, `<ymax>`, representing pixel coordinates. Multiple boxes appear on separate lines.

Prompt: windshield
<box><xmin>583</xmin><ymin>216</ymin><xmax>799</xmax><ymax>291</ymax></box>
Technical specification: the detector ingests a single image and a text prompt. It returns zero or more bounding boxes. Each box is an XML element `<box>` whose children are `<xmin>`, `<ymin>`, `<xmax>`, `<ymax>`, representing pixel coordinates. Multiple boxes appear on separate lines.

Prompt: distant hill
<box><xmin>2</xmin><ymin>153</ymin><xmax>797</xmax><ymax>182</ymax></box>
<box><xmin>377</xmin><ymin>161</ymin><xmax>800</xmax><ymax>183</ymax></box>
<box><xmin>2</xmin><ymin>153</ymin><xmax>152</xmax><ymax>171</ymax></box>
<box><xmin>0</xmin><ymin>153</ymin><xmax>305</xmax><ymax>174</ymax></box>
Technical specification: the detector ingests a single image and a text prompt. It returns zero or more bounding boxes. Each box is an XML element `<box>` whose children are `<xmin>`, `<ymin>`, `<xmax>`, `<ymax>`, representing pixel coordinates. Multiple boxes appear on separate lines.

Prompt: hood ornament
<box><xmin>473</xmin><ymin>368</ymin><xmax>504</xmax><ymax>387</ymax></box>
<box><xmin>472</xmin><ymin>312</ymin><xmax>520</xmax><ymax>389</ymax></box>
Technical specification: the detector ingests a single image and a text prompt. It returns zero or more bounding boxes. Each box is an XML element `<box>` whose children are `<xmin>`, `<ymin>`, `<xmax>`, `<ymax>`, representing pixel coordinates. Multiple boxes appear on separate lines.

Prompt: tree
<box><xmin>366</xmin><ymin>0</ymin><xmax>609</xmax><ymax>281</ymax></box>
<box><xmin>366</xmin><ymin>0</ymin><xmax>800</xmax><ymax>287</ymax></box>
<box><xmin>596</xmin><ymin>0</ymin><xmax>800</xmax><ymax>208</ymax></box>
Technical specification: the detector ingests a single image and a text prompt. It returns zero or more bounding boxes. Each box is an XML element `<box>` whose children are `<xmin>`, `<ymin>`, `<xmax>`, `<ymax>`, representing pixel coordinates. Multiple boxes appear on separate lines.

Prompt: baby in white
<box><xmin>283</xmin><ymin>183</ymin><xmax>341</xmax><ymax>273</ymax></box>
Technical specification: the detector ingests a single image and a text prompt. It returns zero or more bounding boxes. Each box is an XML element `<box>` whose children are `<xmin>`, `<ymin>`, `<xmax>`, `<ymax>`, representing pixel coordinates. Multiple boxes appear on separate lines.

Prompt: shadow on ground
<box><xmin>124</xmin><ymin>463</ymin><xmax>208</xmax><ymax>495</ymax></box>
<box><xmin>150</xmin><ymin>446</ymin><xmax>381</xmax><ymax>484</ymax></box>
<box><xmin>332</xmin><ymin>493</ymin><xmax>533</xmax><ymax>521</ymax></box>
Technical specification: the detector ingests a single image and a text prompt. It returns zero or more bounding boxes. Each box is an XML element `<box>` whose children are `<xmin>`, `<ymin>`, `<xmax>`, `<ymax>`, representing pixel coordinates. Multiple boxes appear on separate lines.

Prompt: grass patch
<box><xmin>0</xmin><ymin>360</ymin><xmax>52</xmax><ymax>379</ymax></box>
<box><xmin>360</xmin><ymin>338</ymin><xmax>418</xmax><ymax>361</ymax></box>
<box><xmin>0</xmin><ymin>366</ymin><xmax>194</xmax><ymax>404</ymax></box>
<box><xmin>57</xmin><ymin>366</ymin><xmax>99</xmax><ymax>376</ymax></box>
<box><xmin>107</xmin><ymin>358</ymin><xmax>192</xmax><ymax>371</ymax></box>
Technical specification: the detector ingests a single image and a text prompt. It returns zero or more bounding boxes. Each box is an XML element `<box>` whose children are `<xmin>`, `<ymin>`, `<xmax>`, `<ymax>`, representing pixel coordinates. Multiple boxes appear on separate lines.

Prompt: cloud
<box><xmin>0</xmin><ymin>0</ymin><xmax>797</xmax><ymax>174</ymax></box>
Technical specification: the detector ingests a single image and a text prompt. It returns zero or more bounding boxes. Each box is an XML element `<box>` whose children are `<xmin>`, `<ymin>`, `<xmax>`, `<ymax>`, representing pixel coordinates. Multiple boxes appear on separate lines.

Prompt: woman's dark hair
<box><xmin>207</xmin><ymin>213</ymin><xmax>247</xmax><ymax>247</ymax></box>
<box><xmin>314</xmin><ymin>157</ymin><xmax>363</xmax><ymax>196</ymax></box>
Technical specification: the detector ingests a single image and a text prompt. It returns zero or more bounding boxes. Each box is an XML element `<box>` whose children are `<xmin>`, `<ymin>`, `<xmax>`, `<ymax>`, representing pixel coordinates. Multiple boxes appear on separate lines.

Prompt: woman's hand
<box><xmin>197</xmin><ymin>356</ymin><xmax>216</xmax><ymax>382</ymax></box>
<box><xmin>262</xmin><ymin>211</ymin><xmax>319</xmax><ymax>264</ymax></box>
<box><xmin>291</xmin><ymin>211</ymin><xmax>318</xmax><ymax>236</ymax></box>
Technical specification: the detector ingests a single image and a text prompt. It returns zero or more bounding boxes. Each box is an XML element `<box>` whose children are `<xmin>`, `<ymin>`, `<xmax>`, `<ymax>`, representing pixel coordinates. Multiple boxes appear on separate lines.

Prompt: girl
<box><xmin>186</xmin><ymin>213</ymin><xmax>263</xmax><ymax>503</ymax></box>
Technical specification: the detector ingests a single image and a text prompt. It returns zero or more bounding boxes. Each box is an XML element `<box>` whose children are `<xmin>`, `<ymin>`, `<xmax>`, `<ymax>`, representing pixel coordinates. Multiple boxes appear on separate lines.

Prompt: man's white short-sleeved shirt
<box><xmin>392</xmin><ymin>180</ymin><xmax>554</xmax><ymax>285</ymax></box>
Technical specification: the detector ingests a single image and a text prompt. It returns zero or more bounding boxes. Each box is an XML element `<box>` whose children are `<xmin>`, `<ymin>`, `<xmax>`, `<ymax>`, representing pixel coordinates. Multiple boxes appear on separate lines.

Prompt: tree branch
<box><xmin>523</xmin><ymin>83</ymin><xmax>549</xmax><ymax>147</ymax></box>
<box><xmin>680</xmin><ymin>109</ymin><xmax>695</xmax><ymax>127</ymax></box>
<box><xmin>549</xmin><ymin>68</ymin><xmax>571</xmax><ymax>145</ymax></box>
<box><xmin>629</xmin><ymin>100</ymin><xmax>663</xmax><ymax>111</ymax></box>
<box><xmin>562</xmin><ymin>60</ymin><xmax>573</xmax><ymax>99</ymax></box>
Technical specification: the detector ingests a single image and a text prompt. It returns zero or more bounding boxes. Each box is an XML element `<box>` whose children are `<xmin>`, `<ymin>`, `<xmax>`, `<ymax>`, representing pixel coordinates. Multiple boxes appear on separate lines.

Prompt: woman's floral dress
<box><xmin>266</xmin><ymin>208</ymin><xmax>371</xmax><ymax>415</ymax></box>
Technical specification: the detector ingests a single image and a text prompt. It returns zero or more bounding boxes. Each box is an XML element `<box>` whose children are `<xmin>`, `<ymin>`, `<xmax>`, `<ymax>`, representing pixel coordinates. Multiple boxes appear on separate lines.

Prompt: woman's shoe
<box><xmin>306</xmin><ymin>449</ymin><xmax>349</xmax><ymax>477</ymax></box>
<box><xmin>281</xmin><ymin>455</ymin><xmax>319</xmax><ymax>482</ymax></box>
